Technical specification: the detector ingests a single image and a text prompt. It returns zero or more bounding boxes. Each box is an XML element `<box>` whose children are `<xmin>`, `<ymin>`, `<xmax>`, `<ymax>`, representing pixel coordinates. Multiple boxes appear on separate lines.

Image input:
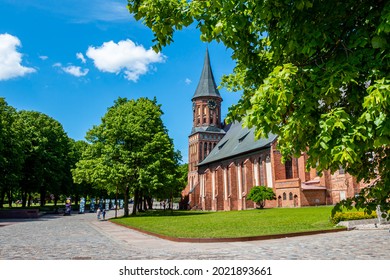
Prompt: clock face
<box><xmin>207</xmin><ymin>99</ymin><xmax>217</xmax><ymax>110</ymax></box>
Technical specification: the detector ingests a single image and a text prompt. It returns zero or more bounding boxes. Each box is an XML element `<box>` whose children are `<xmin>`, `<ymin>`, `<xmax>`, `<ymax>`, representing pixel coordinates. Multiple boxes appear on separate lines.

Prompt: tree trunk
<box><xmin>21</xmin><ymin>192</ymin><xmax>27</xmax><ymax>208</ymax></box>
<box><xmin>40</xmin><ymin>189</ymin><xmax>45</xmax><ymax>207</ymax></box>
<box><xmin>132</xmin><ymin>188</ymin><xmax>139</xmax><ymax>216</ymax></box>
<box><xmin>7</xmin><ymin>189</ymin><xmax>12</xmax><ymax>207</ymax></box>
<box><xmin>0</xmin><ymin>188</ymin><xmax>5</xmax><ymax>208</ymax></box>
<box><xmin>137</xmin><ymin>193</ymin><xmax>143</xmax><ymax>211</ymax></box>
<box><xmin>146</xmin><ymin>196</ymin><xmax>153</xmax><ymax>210</ymax></box>
<box><xmin>114</xmin><ymin>186</ymin><xmax>118</xmax><ymax>218</ymax></box>
<box><xmin>124</xmin><ymin>185</ymin><xmax>130</xmax><ymax>217</ymax></box>
<box><xmin>259</xmin><ymin>201</ymin><xmax>265</xmax><ymax>209</ymax></box>
<box><xmin>28</xmin><ymin>193</ymin><xmax>32</xmax><ymax>207</ymax></box>
<box><xmin>143</xmin><ymin>196</ymin><xmax>147</xmax><ymax>211</ymax></box>
<box><xmin>170</xmin><ymin>192</ymin><xmax>174</xmax><ymax>213</ymax></box>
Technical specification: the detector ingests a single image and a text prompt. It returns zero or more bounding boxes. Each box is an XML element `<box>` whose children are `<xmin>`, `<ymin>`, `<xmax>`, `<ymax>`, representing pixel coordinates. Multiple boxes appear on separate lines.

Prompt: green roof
<box><xmin>198</xmin><ymin>121</ymin><xmax>277</xmax><ymax>166</ymax></box>
<box><xmin>192</xmin><ymin>49</ymin><xmax>221</xmax><ymax>100</ymax></box>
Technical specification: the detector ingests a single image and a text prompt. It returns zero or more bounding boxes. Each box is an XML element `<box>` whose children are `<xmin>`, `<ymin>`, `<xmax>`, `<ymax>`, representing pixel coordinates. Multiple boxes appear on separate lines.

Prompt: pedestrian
<box><xmin>97</xmin><ymin>208</ymin><xmax>101</xmax><ymax>220</ymax></box>
<box><xmin>102</xmin><ymin>209</ymin><xmax>106</xmax><ymax>220</ymax></box>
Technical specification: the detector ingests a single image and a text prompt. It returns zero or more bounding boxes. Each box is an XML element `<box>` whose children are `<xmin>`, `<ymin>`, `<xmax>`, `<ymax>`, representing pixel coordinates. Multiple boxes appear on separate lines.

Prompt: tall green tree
<box><xmin>18</xmin><ymin>111</ymin><xmax>71</xmax><ymax>207</ymax></box>
<box><xmin>0</xmin><ymin>98</ymin><xmax>24</xmax><ymax>208</ymax></box>
<box><xmin>127</xmin><ymin>0</ymin><xmax>390</xmax><ymax>214</ymax></box>
<box><xmin>67</xmin><ymin>139</ymin><xmax>92</xmax><ymax>206</ymax></box>
<box><xmin>73</xmin><ymin>97</ymin><xmax>179</xmax><ymax>216</ymax></box>
<box><xmin>149</xmin><ymin>151</ymin><xmax>187</xmax><ymax>209</ymax></box>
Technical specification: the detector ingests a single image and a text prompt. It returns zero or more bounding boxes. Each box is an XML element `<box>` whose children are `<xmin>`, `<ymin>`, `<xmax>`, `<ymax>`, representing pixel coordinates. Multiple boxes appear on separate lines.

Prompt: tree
<box><xmin>247</xmin><ymin>186</ymin><xmax>276</xmax><ymax>209</ymax></box>
<box><xmin>67</xmin><ymin>139</ymin><xmax>92</xmax><ymax>207</ymax></box>
<box><xmin>0</xmin><ymin>98</ymin><xmax>24</xmax><ymax>208</ymax></box>
<box><xmin>73</xmin><ymin>97</ymin><xmax>179</xmax><ymax>216</ymax></box>
<box><xmin>149</xmin><ymin>150</ymin><xmax>187</xmax><ymax>210</ymax></box>
<box><xmin>18</xmin><ymin>111</ymin><xmax>71</xmax><ymax>207</ymax></box>
<box><xmin>127</xmin><ymin>0</ymin><xmax>390</xmax><ymax>215</ymax></box>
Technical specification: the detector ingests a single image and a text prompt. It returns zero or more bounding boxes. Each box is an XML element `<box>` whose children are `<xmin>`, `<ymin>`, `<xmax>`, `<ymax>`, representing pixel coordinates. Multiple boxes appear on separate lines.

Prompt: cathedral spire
<box><xmin>192</xmin><ymin>48</ymin><xmax>221</xmax><ymax>100</ymax></box>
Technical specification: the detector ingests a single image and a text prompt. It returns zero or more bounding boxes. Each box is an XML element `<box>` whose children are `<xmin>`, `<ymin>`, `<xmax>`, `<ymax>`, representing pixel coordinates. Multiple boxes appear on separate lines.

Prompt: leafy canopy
<box><xmin>247</xmin><ymin>186</ymin><xmax>276</xmax><ymax>209</ymax></box>
<box><xmin>18</xmin><ymin>110</ymin><xmax>71</xmax><ymax>206</ymax></box>
<box><xmin>73</xmin><ymin>97</ymin><xmax>182</xmax><ymax>215</ymax></box>
<box><xmin>0</xmin><ymin>98</ymin><xmax>24</xmax><ymax>207</ymax></box>
<box><xmin>127</xmin><ymin>0</ymin><xmax>390</xmax><ymax>214</ymax></box>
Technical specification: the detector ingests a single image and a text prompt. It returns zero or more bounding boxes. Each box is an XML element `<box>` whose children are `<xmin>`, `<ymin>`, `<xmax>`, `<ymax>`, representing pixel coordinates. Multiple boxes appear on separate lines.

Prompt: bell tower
<box><xmin>186</xmin><ymin>49</ymin><xmax>226</xmax><ymax>209</ymax></box>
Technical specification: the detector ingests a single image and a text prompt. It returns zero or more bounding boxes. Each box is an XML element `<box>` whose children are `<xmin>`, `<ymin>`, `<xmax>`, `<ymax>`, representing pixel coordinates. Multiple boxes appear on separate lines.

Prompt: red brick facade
<box><xmin>185</xmin><ymin>138</ymin><xmax>363</xmax><ymax>210</ymax></box>
<box><xmin>183</xmin><ymin>51</ymin><xmax>363</xmax><ymax>211</ymax></box>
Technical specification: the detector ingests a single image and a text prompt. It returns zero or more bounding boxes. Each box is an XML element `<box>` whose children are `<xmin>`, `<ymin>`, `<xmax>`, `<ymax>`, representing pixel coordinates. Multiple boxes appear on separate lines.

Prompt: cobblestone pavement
<box><xmin>1</xmin><ymin>210</ymin><xmax>390</xmax><ymax>260</ymax></box>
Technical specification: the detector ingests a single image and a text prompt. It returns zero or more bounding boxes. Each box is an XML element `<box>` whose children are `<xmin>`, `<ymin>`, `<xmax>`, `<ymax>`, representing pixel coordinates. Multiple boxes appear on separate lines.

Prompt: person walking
<box><xmin>102</xmin><ymin>209</ymin><xmax>106</xmax><ymax>220</ymax></box>
<box><xmin>97</xmin><ymin>208</ymin><xmax>101</xmax><ymax>220</ymax></box>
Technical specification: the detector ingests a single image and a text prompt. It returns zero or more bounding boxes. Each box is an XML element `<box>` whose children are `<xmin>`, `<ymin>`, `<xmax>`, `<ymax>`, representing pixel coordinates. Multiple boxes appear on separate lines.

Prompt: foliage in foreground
<box><xmin>127</xmin><ymin>0</ymin><xmax>390</xmax><ymax>217</ymax></box>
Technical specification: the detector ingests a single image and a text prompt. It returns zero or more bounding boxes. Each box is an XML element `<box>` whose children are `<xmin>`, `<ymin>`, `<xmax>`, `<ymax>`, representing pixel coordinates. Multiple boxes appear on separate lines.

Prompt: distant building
<box><xmin>182</xmin><ymin>50</ymin><xmax>362</xmax><ymax>210</ymax></box>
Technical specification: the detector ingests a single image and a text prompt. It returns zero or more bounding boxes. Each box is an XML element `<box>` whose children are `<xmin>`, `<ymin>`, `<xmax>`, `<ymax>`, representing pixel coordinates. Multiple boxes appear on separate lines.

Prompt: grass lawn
<box><xmin>111</xmin><ymin>206</ymin><xmax>340</xmax><ymax>239</ymax></box>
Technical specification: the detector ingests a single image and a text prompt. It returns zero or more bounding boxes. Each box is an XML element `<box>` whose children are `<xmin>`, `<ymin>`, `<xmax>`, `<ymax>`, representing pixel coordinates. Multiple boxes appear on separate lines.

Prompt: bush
<box><xmin>247</xmin><ymin>186</ymin><xmax>276</xmax><ymax>209</ymax></box>
<box><xmin>331</xmin><ymin>211</ymin><xmax>377</xmax><ymax>224</ymax></box>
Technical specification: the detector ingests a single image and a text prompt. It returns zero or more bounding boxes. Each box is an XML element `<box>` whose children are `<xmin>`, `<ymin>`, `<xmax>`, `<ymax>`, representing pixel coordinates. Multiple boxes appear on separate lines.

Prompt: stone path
<box><xmin>1</xmin><ymin>210</ymin><xmax>390</xmax><ymax>260</ymax></box>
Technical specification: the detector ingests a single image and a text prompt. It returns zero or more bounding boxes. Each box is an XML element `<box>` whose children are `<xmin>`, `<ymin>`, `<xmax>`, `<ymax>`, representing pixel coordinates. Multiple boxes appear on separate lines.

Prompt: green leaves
<box><xmin>73</xmin><ymin>97</ymin><xmax>183</xmax><ymax>215</ymax></box>
<box><xmin>243</xmin><ymin>63</ymin><xmax>298</xmax><ymax>139</ymax></box>
<box><xmin>128</xmin><ymin>0</ymin><xmax>390</xmax><ymax>215</ymax></box>
<box><xmin>247</xmin><ymin>186</ymin><xmax>276</xmax><ymax>209</ymax></box>
<box><xmin>361</xmin><ymin>78</ymin><xmax>390</xmax><ymax>147</ymax></box>
<box><xmin>372</xmin><ymin>36</ymin><xmax>388</xmax><ymax>49</ymax></box>
<box><xmin>17</xmin><ymin>110</ymin><xmax>71</xmax><ymax>205</ymax></box>
<box><xmin>0</xmin><ymin>98</ymin><xmax>24</xmax><ymax>207</ymax></box>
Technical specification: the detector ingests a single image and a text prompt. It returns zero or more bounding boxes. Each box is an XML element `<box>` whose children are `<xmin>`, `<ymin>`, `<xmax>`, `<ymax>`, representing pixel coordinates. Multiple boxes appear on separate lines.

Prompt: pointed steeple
<box><xmin>192</xmin><ymin>49</ymin><xmax>221</xmax><ymax>100</ymax></box>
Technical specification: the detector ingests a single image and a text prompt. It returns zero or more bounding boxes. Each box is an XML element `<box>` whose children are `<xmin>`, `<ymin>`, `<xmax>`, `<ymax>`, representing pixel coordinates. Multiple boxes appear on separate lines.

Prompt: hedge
<box><xmin>331</xmin><ymin>211</ymin><xmax>377</xmax><ymax>224</ymax></box>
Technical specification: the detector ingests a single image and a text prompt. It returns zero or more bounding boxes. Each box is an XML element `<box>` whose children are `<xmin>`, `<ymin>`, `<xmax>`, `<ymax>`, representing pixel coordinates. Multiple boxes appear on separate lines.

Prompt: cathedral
<box><xmin>183</xmin><ymin>50</ymin><xmax>363</xmax><ymax>211</ymax></box>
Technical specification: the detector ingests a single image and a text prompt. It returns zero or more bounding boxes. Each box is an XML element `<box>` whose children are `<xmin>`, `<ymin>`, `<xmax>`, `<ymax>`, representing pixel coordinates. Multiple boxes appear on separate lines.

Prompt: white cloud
<box><xmin>0</xmin><ymin>33</ymin><xmax>36</xmax><ymax>81</ymax></box>
<box><xmin>185</xmin><ymin>78</ymin><xmax>192</xmax><ymax>85</ymax></box>
<box><xmin>76</xmin><ymin>52</ymin><xmax>86</xmax><ymax>63</ymax></box>
<box><xmin>86</xmin><ymin>39</ymin><xmax>166</xmax><ymax>82</ymax></box>
<box><xmin>39</xmin><ymin>55</ymin><xmax>48</xmax><ymax>60</ymax></box>
<box><xmin>62</xmin><ymin>65</ymin><xmax>89</xmax><ymax>77</ymax></box>
<box><xmin>53</xmin><ymin>63</ymin><xmax>89</xmax><ymax>77</ymax></box>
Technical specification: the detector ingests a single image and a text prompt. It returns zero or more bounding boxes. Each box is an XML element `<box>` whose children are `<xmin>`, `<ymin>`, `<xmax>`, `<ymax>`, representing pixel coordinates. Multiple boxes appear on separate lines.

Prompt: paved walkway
<box><xmin>1</xmin><ymin>210</ymin><xmax>390</xmax><ymax>260</ymax></box>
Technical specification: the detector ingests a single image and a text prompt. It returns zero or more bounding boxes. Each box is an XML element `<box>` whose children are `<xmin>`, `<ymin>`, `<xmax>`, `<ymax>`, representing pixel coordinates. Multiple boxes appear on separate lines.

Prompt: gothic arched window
<box><xmin>285</xmin><ymin>159</ymin><xmax>293</xmax><ymax>179</ymax></box>
<box><xmin>259</xmin><ymin>156</ymin><xmax>265</xmax><ymax>186</ymax></box>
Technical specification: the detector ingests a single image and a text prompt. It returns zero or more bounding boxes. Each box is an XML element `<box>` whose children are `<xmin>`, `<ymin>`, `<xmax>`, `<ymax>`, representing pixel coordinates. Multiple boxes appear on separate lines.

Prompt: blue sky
<box><xmin>0</xmin><ymin>0</ymin><xmax>240</xmax><ymax>163</ymax></box>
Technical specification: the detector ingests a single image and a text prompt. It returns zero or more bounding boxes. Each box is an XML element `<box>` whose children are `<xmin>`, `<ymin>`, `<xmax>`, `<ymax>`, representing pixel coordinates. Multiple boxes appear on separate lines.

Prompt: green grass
<box><xmin>111</xmin><ymin>206</ymin><xmax>339</xmax><ymax>238</ymax></box>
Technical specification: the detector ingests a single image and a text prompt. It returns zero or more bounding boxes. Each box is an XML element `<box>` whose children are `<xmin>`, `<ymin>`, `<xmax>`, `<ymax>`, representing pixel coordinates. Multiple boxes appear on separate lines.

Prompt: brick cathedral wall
<box><xmin>244</xmin><ymin>160</ymin><xmax>255</xmax><ymax>209</ymax></box>
<box><xmin>204</xmin><ymin>172</ymin><xmax>212</xmax><ymax>210</ymax></box>
<box><xmin>229</xmin><ymin>166</ymin><xmax>238</xmax><ymax>210</ymax></box>
<box><xmin>216</xmin><ymin>168</ymin><xmax>224</xmax><ymax>210</ymax></box>
<box><xmin>264</xmin><ymin>199</ymin><xmax>277</xmax><ymax>208</ymax></box>
<box><xmin>276</xmin><ymin>189</ymin><xmax>300</xmax><ymax>207</ymax></box>
<box><xmin>273</xmin><ymin>151</ymin><xmax>286</xmax><ymax>181</ymax></box>
<box><xmin>300</xmin><ymin>190</ymin><xmax>326</xmax><ymax>206</ymax></box>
